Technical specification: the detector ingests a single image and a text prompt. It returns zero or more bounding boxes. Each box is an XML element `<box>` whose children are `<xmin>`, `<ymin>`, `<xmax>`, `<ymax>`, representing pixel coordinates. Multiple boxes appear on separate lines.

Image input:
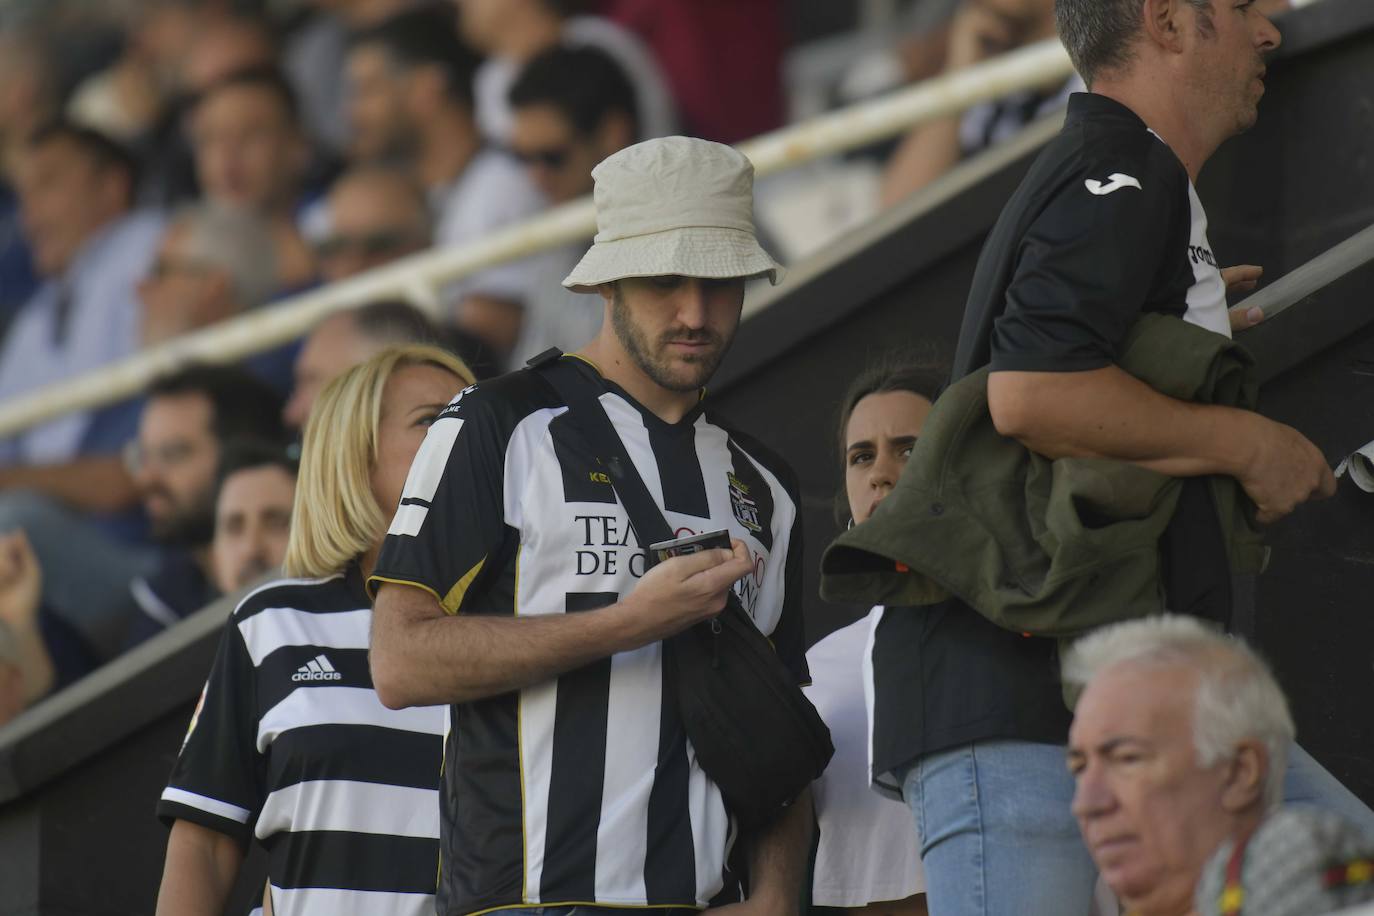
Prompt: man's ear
<box><xmin>597</xmin><ymin>281</ymin><xmax>617</xmax><ymax>307</ymax></box>
<box><xmin>1220</xmin><ymin>739</ymin><xmax>1268</xmax><ymax>813</ymax></box>
<box><xmin>1141</xmin><ymin>0</ymin><xmax>1188</xmax><ymax>53</ymax></box>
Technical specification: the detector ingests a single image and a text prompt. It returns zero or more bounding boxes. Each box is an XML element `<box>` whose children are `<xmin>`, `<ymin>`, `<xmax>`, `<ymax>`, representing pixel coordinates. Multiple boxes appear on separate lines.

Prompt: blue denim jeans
<box><xmin>901</xmin><ymin>740</ymin><xmax>1098</xmax><ymax>916</ymax></box>
<box><xmin>901</xmin><ymin>739</ymin><xmax>1374</xmax><ymax>916</ymax></box>
<box><xmin>1283</xmin><ymin>742</ymin><xmax>1374</xmax><ymax>837</ymax></box>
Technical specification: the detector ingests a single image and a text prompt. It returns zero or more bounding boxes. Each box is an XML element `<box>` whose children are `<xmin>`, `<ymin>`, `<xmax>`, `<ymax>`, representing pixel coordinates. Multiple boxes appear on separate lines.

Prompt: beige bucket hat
<box><xmin>562</xmin><ymin>136</ymin><xmax>784</xmax><ymax>293</ymax></box>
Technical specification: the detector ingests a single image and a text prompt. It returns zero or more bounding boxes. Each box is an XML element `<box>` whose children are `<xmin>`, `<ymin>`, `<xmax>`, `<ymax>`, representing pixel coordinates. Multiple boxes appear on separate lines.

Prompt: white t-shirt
<box><xmin>805</xmin><ymin>609</ymin><xmax>926</xmax><ymax>908</ymax></box>
<box><xmin>474</xmin><ymin>15</ymin><xmax>678</xmax><ymax>144</ymax></box>
<box><xmin>433</xmin><ymin>148</ymin><xmax>548</xmax><ymax>304</ymax></box>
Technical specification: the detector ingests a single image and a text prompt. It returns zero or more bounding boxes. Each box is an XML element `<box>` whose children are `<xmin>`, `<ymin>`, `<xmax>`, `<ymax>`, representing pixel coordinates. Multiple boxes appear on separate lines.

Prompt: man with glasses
<box><xmin>122</xmin><ymin>366</ymin><xmax>286</xmax><ymax>649</ymax></box>
<box><xmin>507</xmin><ymin>45</ymin><xmax>639</xmax><ymax>364</ymax></box>
<box><xmin>138</xmin><ymin>203</ymin><xmax>279</xmax><ymax>346</ymax></box>
<box><xmin>312</xmin><ymin>166</ymin><xmax>432</xmax><ymax>284</ymax></box>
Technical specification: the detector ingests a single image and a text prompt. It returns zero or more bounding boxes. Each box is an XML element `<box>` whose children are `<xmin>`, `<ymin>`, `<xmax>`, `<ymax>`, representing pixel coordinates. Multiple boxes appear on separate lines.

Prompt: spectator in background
<box><xmin>136</xmin><ymin>9</ymin><xmax>282</xmax><ymax>208</ymax></box>
<box><xmin>347</xmin><ymin>3</ymin><xmax>544</xmax><ymax>359</ymax></box>
<box><xmin>65</xmin><ymin>0</ymin><xmax>203</xmax><ymax>144</ymax></box>
<box><xmin>284</xmin><ymin>0</ymin><xmax>420</xmax><ymax>155</ymax></box>
<box><xmin>180</xmin><ymin>13</ymin><xmax>279</xmax><ymax>102</ymax></box>
<box><xmin>283</xmin><ymin>299</ymin><xmax>442</xmax><ymax>430</ymax></box>
<box><xmin>138</xmin><ymin>202</ymin><xmax>279</xmax><ymax>346</ymax></box>
<box><xmin>124</xmin><ymin>366</ymin><xmax>287</xmax><ymax>650</ymax></box>
<box><xmin>187</xmin><ymin>68</ymin><xmax>317</xmax><ymax>289</ymax></box>
<box><xmin>505</xmin><ymin>45</ymin><xmax>638</xmax><ymax>364</ymax></box>
<box><xmin>603</xmin><ymin>0</ymin><xmax>786</xmax><ymax>143</ymax></box>
<box><xmin>155</xmin><ymin>344</ymin><xmax>473</xmax><ymax>915</ymax></box>
<box><xmin>0</xmin><ymin>122</ymin><xmax>162</xmax><ymax>510</ymax></box>
<box><xmin>0</xmin><ymin>30</ymin><xmax>56</xmax><ymax>332</ymax></box>
<box><xmin>808</xmin><ymin>362</ymin><xmax>939</xmax><ymax>916</ymax></box>
<box><xmin>453</xmin><ymin>0</ymin><xmax>676</xmax><ymax>144</ymax></box>
<box><xmin>881</xmin><ymin>0</ymin><xmax>1063</xmax><ymax>206</ymax></box>
<box><xmin>312</xmin><ymin>165</ymin><xmax>430</xmax><ymax>284</ymax></box>
<box><xmin>1064</xmin><ymin>616</ymin><xmax>1290</xmax><ymax>916</ymax></box>
<box><xmin>0</xmin><ymin>530</ymin><xmax>101</xmax><ymax>724</ymax></box>
<box><xmin>209</xmin><ymin>442</ymin><xmax>298</xmax><ymax>594</ymax></box>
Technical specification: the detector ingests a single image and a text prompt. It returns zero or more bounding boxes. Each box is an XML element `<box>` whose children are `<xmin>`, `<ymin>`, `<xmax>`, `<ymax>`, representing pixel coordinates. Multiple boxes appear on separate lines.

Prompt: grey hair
<box><xmin>1054</xmin><ymin>0</ymin><xmax>1217</xmax><ymax>87</ymax></box>
<box><xmin>1063</xmin><ymin>615</ymin><xmax>1294</xmax><ymax>809</ymax></box>
<box><xmin>173</xmin><ymin>202</ymin><xmax>279</xmax><ymax>309</ymax></box>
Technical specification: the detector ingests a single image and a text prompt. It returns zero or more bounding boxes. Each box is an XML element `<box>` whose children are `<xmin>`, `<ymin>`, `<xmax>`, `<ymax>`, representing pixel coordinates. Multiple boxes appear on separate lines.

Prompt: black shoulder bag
<box><xmin>533</xmin><ymin>353</ymin><xmax>833</xmax><ymax>827</ymax></box>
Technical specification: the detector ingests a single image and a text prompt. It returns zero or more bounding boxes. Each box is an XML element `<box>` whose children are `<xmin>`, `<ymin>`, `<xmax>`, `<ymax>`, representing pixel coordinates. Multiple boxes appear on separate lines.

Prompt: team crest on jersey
<box><xmin>727</xmin><ymin>472</ymin><xmax>762</xmax><ymax>532</ymax></box>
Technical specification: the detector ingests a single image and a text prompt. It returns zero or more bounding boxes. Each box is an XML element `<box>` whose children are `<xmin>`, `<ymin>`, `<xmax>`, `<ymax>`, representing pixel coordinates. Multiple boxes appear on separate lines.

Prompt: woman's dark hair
<box><xmin>835</xmin><ymin>362</ymin><xmax>945</xmax><ymax>457</ymax></box>
<box><xmin>833</xmin><ymin>360</ymin><xmax>946</xmax><ymax>525</ymax></box>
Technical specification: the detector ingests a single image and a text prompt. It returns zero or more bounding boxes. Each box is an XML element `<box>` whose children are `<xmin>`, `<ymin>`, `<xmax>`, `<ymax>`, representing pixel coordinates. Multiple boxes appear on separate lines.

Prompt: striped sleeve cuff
<box><xmin>156</xmin><ymin>786</ymin><xmax>254</xmax><ymax>844</ymax></box>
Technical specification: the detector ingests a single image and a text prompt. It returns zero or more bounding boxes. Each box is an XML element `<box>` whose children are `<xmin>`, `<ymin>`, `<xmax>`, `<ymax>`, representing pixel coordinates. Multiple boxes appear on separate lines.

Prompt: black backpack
<box><xmin>533</xmin><ymin>354</ymin><xmax>834</xmax><ymax>827</ymax></box>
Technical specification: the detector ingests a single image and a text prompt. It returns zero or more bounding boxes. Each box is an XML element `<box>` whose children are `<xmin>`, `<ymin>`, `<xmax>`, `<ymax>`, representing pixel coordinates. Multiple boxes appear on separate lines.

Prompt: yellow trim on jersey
<box><xmin>441</xmin><ymin>558</ymin><xmax>487</xmax><ymax>615</ymax></box>
<box><xmin>513</xmin><ymin>544</ymin><xmax>528</xmax><ymax>901</ymax></box>
<box><xmin>367</xmin><ymin>575</ymin><xmax>443</xmax><ymax>606</ymax></box>
<box><xmin>564</xmin><ymin>352</ymin><xmax>603</xmax><ymax>374</ymax></box>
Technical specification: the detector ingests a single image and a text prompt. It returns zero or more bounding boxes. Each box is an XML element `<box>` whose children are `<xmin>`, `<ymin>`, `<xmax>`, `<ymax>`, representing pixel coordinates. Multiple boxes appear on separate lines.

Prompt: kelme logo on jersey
<box><xmin>1084</xmin><ymin>173</ymin><xmax>1142</xmax><ymax>196</ymax></box>
<box><xmin>292</xmin><ymin>654</ymin><xmax>342</xmax><ymax>682</ymax></box>
<box><xmin>727</xmin><ymin>472</ymin><xmax>763</xmax><ymax>532</ymax></box>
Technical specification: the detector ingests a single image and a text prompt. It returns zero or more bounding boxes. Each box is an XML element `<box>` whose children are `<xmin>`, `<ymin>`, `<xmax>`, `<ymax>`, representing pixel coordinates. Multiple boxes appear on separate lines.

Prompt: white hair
<box><xmin>1063</xmin><ymin>615</ymin><xmax>1294</xmax><ymax>809</ymax></box>
<box><xmin>174</xmin><ymin>201</ymin><xmax>279</xmax><ymax>309</ymax></box>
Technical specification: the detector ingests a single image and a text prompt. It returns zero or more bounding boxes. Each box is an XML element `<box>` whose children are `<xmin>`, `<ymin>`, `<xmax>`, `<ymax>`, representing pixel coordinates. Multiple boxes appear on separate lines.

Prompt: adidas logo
<box><xmin>292</xmin><ymin>654</ymin><xmax>343</xmax><ymax>682</ymax></box>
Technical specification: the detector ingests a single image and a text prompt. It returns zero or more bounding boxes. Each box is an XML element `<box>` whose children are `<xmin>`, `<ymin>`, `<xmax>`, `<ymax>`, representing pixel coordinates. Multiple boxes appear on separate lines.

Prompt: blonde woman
<box><xmin>154</xmin><ymin>344</ymin><xmax>474</xmax><ymax>916</ymax></box>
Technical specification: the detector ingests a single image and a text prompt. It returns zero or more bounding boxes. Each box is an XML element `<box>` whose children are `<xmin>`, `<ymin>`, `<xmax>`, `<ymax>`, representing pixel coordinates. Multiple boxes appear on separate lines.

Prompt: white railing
<box><xmin>0</xmin><ymin>38</ymin><xmax>1075</xmax><ymax>438</ymax></box>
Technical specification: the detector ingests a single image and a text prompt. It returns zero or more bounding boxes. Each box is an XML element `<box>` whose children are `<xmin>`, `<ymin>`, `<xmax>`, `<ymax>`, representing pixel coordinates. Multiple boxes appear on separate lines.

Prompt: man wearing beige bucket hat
<box><xmin>370</xmin><ymin>136</ymin><xmax>811</xmax><ymax>915</ymax></box>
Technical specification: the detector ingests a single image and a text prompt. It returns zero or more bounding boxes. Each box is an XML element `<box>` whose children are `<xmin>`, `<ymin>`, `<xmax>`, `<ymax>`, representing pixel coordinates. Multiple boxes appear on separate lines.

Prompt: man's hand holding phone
<box><xmin>619</xmin><ymin>533</ymin><xmax>752</xmax><ymax>645</ymax></box>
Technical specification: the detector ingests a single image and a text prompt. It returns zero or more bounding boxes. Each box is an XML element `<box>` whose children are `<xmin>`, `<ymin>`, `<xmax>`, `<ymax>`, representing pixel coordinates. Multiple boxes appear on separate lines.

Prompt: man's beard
<box><xmin>148</xmin><ymin>491</ymin><xmax>216</xmax><ymax>548</ymax></box>
<box><xmin>610</xmin><ymin>290</ymin><xmax>732</xmax><ymax>393</ymax></box>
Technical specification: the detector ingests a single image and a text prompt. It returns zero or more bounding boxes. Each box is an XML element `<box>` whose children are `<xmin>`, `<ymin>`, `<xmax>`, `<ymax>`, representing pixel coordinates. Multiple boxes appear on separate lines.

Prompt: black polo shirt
<box><xmin>870</xmin><ymin>93</ymin><xmax>1236</xmax><ymax>781</ymax></box>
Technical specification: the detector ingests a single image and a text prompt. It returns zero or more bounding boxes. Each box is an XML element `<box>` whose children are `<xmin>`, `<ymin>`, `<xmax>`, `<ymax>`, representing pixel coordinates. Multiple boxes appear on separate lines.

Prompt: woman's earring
<box><xmin>847</xmin><ymin>517</ymin><xmax>855</xmax><ymax>530</ymax></box>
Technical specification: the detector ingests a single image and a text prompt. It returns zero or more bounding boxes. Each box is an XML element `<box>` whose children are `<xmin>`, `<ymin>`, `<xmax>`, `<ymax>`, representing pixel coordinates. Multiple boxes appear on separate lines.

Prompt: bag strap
<box><xmin>529</xmin><ymin>350</ymin><xmax>677</xmax><ymax>554</ymax></box>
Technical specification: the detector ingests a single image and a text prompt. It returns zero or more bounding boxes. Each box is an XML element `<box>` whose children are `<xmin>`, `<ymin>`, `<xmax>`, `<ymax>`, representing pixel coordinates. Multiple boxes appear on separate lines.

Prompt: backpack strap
<box><xmin>530</xmin><ymin>355</ymin><xmax>677</xmax><ymax>554</ymax></box>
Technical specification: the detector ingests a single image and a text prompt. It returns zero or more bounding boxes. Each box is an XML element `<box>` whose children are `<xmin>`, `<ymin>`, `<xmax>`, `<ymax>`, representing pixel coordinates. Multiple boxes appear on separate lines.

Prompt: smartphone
<box><xmin>648</xmin><ymin>529</ymin><xmax>733</xmax><ymax>565</ymax></box>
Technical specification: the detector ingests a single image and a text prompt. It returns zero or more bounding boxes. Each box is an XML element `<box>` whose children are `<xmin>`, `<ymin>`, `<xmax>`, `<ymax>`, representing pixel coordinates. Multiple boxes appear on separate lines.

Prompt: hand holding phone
<box><xmin>648</xmin><ymin>529</ymin><xmax>733</xmax><ymax>566</ymax></box>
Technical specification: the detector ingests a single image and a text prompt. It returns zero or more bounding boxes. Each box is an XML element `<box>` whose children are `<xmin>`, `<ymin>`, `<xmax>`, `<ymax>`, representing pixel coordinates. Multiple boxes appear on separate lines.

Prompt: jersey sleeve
<box><xmin>156</xmin><ymin>616</ymin><xmax>262</xmax><ymax>844</ymax></box>
<box><xmin>369</xmin><ymin>384</ymin><xmax>514</xmax><ymax>615</ymax></box>
<box><xmin>989</xmin><ymin>150</ymin><xmax>1184</xmax><ymax>373</ymax></box>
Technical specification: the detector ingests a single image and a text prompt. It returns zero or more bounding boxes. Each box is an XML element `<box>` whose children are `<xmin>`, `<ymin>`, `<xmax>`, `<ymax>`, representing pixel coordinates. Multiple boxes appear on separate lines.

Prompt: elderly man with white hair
<box><xmin>137</xmin><ymin>201</ymin><xmax>279</xmax><ymax>346</ymax></box>
<box><xmin>1064</xmin><ymin>616</ymin><xmax>1374</xmax><ymax>916</ymax></box>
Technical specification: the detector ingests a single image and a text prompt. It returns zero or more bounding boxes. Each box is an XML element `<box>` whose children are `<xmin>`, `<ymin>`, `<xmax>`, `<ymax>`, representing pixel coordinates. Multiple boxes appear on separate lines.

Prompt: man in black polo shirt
<box><xmin>868</xmin><ymin>1</ymin><xmax>1338</xmax><ymax>914</ymax></box>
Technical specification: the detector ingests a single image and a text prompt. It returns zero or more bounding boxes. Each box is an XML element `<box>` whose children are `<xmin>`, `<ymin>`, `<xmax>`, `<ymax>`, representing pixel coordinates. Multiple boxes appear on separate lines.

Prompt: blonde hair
<box><xmin>283</xmin><ymin>343</ymin><xmax>474</xmax><ymax>579</ymax></box>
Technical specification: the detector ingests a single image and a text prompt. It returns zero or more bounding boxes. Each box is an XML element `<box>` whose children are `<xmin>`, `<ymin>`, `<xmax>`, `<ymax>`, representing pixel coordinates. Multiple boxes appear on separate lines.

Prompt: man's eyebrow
<box><xmin>1067</xmin><ymin>735</ymin><xmax>1147</xmax><ymax>759</ymax></box>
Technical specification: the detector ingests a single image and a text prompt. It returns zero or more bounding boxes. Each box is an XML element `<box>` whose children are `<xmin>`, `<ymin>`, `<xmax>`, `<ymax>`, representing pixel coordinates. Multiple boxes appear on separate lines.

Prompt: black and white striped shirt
<box><xmin>370</xmin><ymin>357</ymin><xmax>808</xmax><ymax>915</ymax></box>
<box><xmin>158</xmin><ymin>568</ymin><xmax>447</xmax><ymax>915</ymax></box>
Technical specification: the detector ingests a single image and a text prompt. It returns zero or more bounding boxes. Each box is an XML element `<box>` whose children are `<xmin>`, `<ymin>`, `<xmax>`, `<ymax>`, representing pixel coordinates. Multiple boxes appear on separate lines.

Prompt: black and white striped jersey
<box><xmin>370</xmin><ymin>356</ymin><xmax>808</xmax><ymax>916</ymax></box>
<box><xmin>157</xmin><ymin>568</ymin><xmax>446</xmax><ymax>916</ymax></box>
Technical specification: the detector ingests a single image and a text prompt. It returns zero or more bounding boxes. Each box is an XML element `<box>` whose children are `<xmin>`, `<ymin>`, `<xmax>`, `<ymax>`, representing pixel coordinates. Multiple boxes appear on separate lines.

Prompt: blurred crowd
<box><xmin>0</xmin><ymin>0</ymin><xmax>798</xmax><ymax>716</ymax></box>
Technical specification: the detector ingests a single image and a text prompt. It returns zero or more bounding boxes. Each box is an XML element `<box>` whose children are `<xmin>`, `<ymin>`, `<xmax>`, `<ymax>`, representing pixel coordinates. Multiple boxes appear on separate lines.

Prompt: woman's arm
<box><xmin>155</xmin><ymin>819</ymin><xmax>245</xmax><ymax>916</ymax></box>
